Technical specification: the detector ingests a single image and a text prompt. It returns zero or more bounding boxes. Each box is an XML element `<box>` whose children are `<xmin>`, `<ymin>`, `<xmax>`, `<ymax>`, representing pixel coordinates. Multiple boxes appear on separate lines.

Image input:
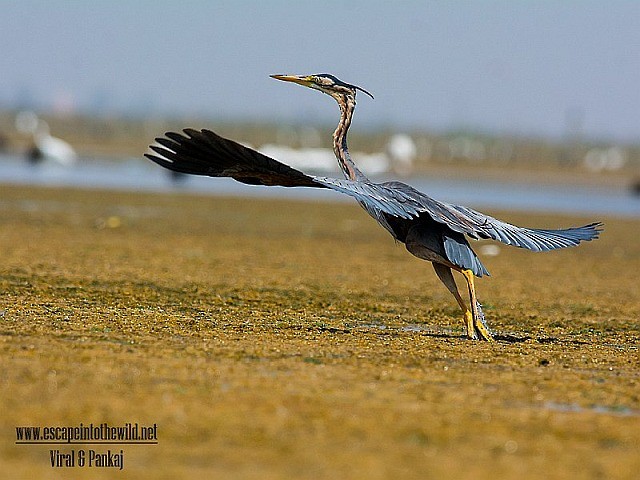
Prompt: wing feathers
<box><xmin>146</xmin><ymin>129</ymin><xmax>324</xmax><ymax>188</ymax></box>
<box><xmin>146</xmin><ymin>128</ymin><xmax>602</xmax><ymax>252</ymax></box>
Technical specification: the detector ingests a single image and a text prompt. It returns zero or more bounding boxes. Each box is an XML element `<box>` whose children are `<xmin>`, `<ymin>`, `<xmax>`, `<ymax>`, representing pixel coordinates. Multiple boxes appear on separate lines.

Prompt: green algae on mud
<box><xmin>1</xmin><ymin>184</ymin><xmax>639</xmax><ymax>479</ymax></box>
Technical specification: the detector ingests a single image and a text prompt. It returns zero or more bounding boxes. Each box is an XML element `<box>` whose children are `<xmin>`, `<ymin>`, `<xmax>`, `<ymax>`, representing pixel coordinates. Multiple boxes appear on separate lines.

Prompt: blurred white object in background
<box><xmin>386</xmin><ymin>133</ymin><xmax>416</xmax><ymax>176</ymax></box>
<box><xmin>479</xmin><ymin>245</ymin><xmax>501</xmax><ymax>257</ymax></box>
<box><xmin>583</xmin><ymin>147</ymin><xmax>626</xmax><ymax>172</ymax></box>
<box><xmin>15</xmin><ymin>111</ymin><xmax>77</xmax><ymax>166</ymax></box>
<box><xmin>259</xmin><ymin>131</ymin><xmax>416</xmax><ymax>177</ymax></box>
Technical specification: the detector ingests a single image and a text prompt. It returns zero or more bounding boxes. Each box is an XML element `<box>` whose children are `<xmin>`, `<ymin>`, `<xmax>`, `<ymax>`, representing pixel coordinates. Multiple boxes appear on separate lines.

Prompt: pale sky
<box><xmin>2</xmin><ymin>1</ymin><xmax>639</xmax><ymax>142</ymax></box>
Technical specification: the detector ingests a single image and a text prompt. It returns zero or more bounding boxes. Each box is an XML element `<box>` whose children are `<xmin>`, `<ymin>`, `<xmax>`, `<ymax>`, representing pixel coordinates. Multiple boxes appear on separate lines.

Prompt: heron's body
<box><xmin>146</xmin><ymin>73</ymin><xmax>601</xmax><ymax>341</ymax></box>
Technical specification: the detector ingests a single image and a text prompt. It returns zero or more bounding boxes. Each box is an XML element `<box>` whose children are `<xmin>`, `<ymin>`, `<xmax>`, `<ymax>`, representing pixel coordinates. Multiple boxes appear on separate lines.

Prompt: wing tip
<box><xmin>575</xmin><ymin>221</ymin><xmax>604</xmax><ymax>241</ymax></box>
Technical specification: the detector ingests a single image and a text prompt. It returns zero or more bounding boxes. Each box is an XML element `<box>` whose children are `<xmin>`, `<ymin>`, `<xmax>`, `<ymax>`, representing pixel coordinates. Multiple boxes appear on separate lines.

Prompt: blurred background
<box><xmin>0</xmin><ymin>1</ymin><xmax>638</xmax><ymax>215</ymax></box>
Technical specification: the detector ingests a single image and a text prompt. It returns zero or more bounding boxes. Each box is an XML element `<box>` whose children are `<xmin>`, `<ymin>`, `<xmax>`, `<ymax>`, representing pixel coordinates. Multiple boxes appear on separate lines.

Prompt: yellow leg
<box><xmin>452</xmin><ymin>289</ymin><xmax>476</xmax><ymax>340</ymax></box>
<box><xmin>461</xmin><ymin>269</ymin><xmax>494</xmax><ymax>341</ymax></box>
<box><xmin>433</xmin><ymin>263</ymin><xmax>479</xmax><ymax>340</ymax></box>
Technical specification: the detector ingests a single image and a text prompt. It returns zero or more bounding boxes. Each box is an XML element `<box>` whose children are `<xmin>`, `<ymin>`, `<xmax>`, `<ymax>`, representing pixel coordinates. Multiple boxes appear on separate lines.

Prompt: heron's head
<box><xmin>270</xmin><ymin>73</ymin><xmax>374</xmax><ymax>102</ymax></box>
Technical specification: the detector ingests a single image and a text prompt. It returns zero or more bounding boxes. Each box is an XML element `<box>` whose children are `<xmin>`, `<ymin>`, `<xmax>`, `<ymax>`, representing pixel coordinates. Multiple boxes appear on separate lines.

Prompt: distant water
<box><xmin>1</xmin><ymin>153</ymin><xmax>638</xmax><ymax>218</ymax></box>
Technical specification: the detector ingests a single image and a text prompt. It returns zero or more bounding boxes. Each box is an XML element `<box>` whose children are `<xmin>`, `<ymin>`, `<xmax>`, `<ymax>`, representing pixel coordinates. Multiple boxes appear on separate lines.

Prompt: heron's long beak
<box><xmin>270</xmin><ymin>74</ymin><xmax>312</xmax><ymax>87</ymax></box>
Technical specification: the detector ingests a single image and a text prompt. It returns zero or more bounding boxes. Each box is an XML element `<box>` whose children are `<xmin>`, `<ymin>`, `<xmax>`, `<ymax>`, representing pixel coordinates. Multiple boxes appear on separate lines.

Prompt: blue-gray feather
<box><xmin>145</xmin><ymin>129</ymin><xmax>602</xmax><ymax>264</ymax></box>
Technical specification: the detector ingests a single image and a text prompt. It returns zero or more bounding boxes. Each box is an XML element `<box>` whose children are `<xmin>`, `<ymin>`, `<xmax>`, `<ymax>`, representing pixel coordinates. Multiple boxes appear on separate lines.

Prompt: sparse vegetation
<box><xmin>1</xmin><ymin>185</ymin><xmax>638</xmax><ymax>479</ymax></box>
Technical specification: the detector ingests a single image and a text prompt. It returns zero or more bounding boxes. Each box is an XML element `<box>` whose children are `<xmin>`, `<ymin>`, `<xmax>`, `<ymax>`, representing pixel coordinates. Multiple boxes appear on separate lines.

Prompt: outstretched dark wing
<box><xmin>146</xmin><ymin>129</ymin><xmax>602</xmax><ymax>252</ymax></box>
<box><xmin>145</xmin><ymin>129</ymin><xmax>428</xmax><ymax>219</ymax></box>
<box><xmin>146</xmin><ymin>128</ymin><xmax>322</xmax><ymax>188</ymax></box>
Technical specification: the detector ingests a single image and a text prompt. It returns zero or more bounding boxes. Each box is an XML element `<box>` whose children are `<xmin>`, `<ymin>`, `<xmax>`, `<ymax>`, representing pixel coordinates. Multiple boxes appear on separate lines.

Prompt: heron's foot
<box><xmin>463</xmin><ymin>306</ymin><xmax>493</xmax><ymax>341</ymax></box>
<box><xmin>464</xmin><ymin>310</ymin><xmax>478</xmax><ymax>340</ymax></box>
<box><xmin>473</xmin><ymin>301</ymin><xmax>494</xmax><ymax>341</ymax></box>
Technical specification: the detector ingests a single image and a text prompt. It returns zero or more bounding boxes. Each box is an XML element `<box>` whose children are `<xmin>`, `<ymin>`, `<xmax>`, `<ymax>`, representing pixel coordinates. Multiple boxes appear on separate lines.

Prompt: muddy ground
<box><xmin>1</xmin><ymin>184</ymin><xmax>638</xmax><ymax>479</ymax></box>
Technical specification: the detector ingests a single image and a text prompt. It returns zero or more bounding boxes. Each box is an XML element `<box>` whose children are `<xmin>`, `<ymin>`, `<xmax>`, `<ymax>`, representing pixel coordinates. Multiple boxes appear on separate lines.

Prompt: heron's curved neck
<box><xmin>333</xmin><ymin>95</ymin><xmax>367</xmax><ymax>181</ymax></box>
